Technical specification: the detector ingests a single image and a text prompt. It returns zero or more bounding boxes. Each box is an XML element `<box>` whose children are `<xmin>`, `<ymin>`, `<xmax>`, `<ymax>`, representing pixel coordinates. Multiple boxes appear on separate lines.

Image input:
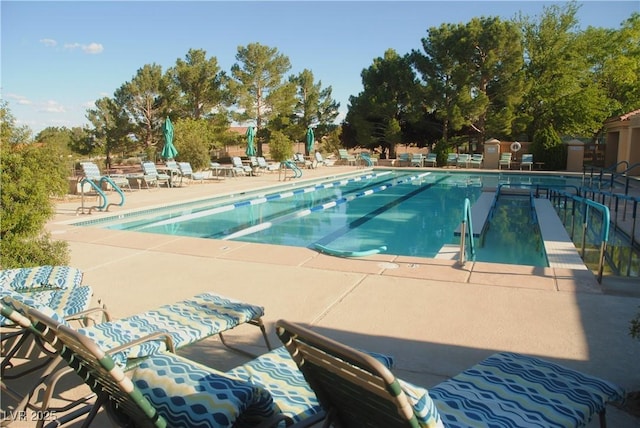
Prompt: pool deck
<box><xmin>4</xmin><ymin>165</ymin><xmax>640</xmax><ymax>426</ymax></box>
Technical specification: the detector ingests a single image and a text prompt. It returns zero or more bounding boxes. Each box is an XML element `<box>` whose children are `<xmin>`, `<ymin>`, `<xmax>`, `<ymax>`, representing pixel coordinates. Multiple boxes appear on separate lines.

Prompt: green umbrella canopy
<box><xmin>161</xmin><ymin>117</ymin><xmax>178</xmax><ymax>160</ymax></box>
<box><xmin>305</xmin><ymin>127</ymin><xmax>314</xmax><ymax>155</ymax></box>
<box><xmin>246</xmin><ymin>126</ymin><xmax>256</xmax><ymax>157</ymax></box>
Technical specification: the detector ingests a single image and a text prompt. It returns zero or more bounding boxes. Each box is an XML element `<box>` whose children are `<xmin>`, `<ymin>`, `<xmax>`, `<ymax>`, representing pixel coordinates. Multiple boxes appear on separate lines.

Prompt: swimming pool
<box><xmin>77</xmin><ymin>170</ymin><xmax>584</xmax><ymax>266</ymax></box>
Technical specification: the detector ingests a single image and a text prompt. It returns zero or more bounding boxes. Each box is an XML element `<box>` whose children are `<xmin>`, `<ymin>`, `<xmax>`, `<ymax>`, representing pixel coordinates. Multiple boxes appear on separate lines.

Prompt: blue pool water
<box><xmin>81</xmin><ymin>170</ymin><xmax>584</xmax><ymax>266</ymax></box>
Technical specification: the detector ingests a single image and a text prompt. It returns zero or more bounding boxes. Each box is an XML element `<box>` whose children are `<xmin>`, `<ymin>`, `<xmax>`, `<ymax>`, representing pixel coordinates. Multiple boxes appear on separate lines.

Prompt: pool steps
<box><xmin>437</xmin><ymin>195</ymin><xmax>588</xmax><ymax>270</ymax></box>
<box><xmin>453</xmin><ymin>191</ymin><xmax>494</xmax><ymax>237</ymax></box>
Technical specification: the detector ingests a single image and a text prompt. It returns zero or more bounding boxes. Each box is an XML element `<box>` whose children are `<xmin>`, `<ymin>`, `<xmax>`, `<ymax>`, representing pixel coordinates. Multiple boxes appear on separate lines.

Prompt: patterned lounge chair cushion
<box><xmin>78</xmin><ymin>292</ymin><xmax>265</xmax><ymax>366</ymax></box>
<box><xmin>132</xmin><ymin>352</ymin><xmax>276</xmax><ymax>428</ymax></box>
<box><xmin>1</xmin><ymin>290</ymin><xmax>68</xmax><ymax>326</ymax></box>
<box><xmin>398</xmin><ymin>380</ymin><xmax>444</xmax><ymax>428</ymax></box>
<box><xmin>428</xmin><ymin>352</ymin><xmax>626</xmax><ymax>427</ymax></box>
<box><xmin>0</xmin><ymin>266</ymin><xmax>83</xmax><ymax>291</ymax></box>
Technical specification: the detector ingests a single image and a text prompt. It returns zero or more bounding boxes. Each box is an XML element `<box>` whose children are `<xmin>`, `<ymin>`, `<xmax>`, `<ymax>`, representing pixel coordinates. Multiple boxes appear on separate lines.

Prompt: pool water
<box><xmin>86</xmin><ymin>170</ymin><xmax>584</xmax><ymax>267</ymax></box>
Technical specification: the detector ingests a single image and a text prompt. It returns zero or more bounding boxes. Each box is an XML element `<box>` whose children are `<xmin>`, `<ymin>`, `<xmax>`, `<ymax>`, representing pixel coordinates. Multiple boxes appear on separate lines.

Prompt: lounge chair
<box><xmin>338</xmin><ymin>149</ymin><xmax>357</xmax><ymax>166</ymax></box>
<box><xmin>257</xmin><ymin>156</ymin><xmax>280</xmax><ymax>173</ymax></box>
<box><xmin>177</xmin><ymin>161</ymin><xmax>205</xmax><ymax>184</ymax></box>
<box><xmin>410</xmin><ymin>153</ymin><xmax>424</xmax><ymax>167</ymax></box>
<box><xmin>294</xmin><ymin>153</ymin><xmax>313</xmax><ymax>169</ymax></box>
<box><xmin>499</xmin><ymin>152</ymin><xmax>512</xmax><ymax>170</ymax></box>
<box><xmin>4</xmin><ymin>304</ymin><xmax>324</xmax><ymax>428</ymax></box>
<box><xmin>141</xmin><ymin>162</ymin><xmax>171</xmax><ymax>188</ymax></box>
<box><xmin>232</xmin><ymin>156</ymin><xmax>254</xmax><ymax>176</ymax></box>
<box><xmin>80</xmin><ymin>161</ymin><xmax>131</xmax><ymax>192</ymax></box>
<box><xmin>446</xmin><ymin>153</ymin><xmax>458</xmax><ymax>167</ymax></box>
<box><xmin>276</xmin><ymin>320</ymin><xmax>625</xmax><ymax>428</ymax></box>
<box><xmin>456</xmin><ymin>153</ymin><xmax>471</xmax><ymax>168</ymax></box>
<box><xmin>424</xmin><ymin>153</ymin><xmax>438</xmax><ymax>167</ymax></box>
<box><xmin>469</xmin><ymin>153</ymin><xmax>483</xmax><ymax>168</ymax></box>
<box><xmin>163</xmin><ymin>160</ymin><xmax>182</xmax><ymax>184</ymax></box>
<box><xmin>397</xmin><ymin>152</ymin><xmax>410</xmax><ymax>166</ymax></box>
<box><xmin>521</xmin><ymin>153</ymin><xmax>534</xmax><ymax>170</ymax></box>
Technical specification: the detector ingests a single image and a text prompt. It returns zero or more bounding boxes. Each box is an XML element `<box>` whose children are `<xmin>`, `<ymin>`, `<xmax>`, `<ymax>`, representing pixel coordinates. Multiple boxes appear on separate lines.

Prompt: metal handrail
<box><xmin>458</xmin><ymin>198</ymin><xmax>475</xmax><ymax>265</ymax></box>
<box><xmin>550</xmin><ymin>189</ymin><xmax>611</xmax><ymax>283</ymax></box>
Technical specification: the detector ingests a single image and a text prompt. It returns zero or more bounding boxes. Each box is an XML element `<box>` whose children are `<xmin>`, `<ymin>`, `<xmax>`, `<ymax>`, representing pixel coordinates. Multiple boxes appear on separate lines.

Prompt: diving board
<box><xmin>454</xmin><ymin>191</ymin><xmax>494</xmax><ymax>237</ymax></box>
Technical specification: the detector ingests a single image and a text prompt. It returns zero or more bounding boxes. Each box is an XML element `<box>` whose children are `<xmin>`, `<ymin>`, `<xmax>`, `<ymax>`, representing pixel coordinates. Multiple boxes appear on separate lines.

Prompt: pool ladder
<box><xmin>458</xmin><ymin>198</ymin><xmax>475</xmax><ymax>265</ymax></box>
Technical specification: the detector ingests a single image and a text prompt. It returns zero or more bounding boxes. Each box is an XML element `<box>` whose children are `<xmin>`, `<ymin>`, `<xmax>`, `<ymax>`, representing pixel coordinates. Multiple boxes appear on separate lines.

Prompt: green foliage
<box><xmin>0</xmin><ymin>102</ymin><xmax>69</xmax><ymax>268</ymax></box>
<box><xmin>173</xmin><ymin>118</ymin><xmax>216</xmax><ymax>170</ymax></box>
<box><xmin>267</xmin><ymin>130</ymin><xmax>293</xmax><ymax>162</ymax></box>
<box><xmin>531</xmin><ymin>126</ymin><xmax>566</xmax><ymax>170</ymax></box>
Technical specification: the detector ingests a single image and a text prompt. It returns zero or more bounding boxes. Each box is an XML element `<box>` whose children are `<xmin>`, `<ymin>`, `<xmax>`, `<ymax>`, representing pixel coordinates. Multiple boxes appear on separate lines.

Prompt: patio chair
<box><xmin>257</xmin><ymin>156</ymin><xmax>280</xmax><ymax>173</ymax></box>
<box><xmin>521</xmin><ymin>153</ymin><xmax>534</xmax><ymax>170</ymax></box>
<box><xmin>424</xmin><ymin>153</ymin><xmax>438</xmax><ymax>167</ymax></box>
<box><xmin>294</xmin><ymin>153</ymin><xmax>313</xmax><ymax>169</ymax></box>
<box><xmin>469</xmin><ymin>153</ymin><xmax>483</xmax><ymax>168</ymax></box>
<box><xmin>80</xmin><ymin>161</ymin><xmax>131</xmax><ymax>192</ymax></box>
<box><xmin>338</xmin><ymin>149</ymin><xmax>357</xmax><ymax>166</ymax></box>
<box><xmin>276</xmin><ymin>319</ymin><xmax>625</xmax><ymax>428</ymax></box>
<box><xmin>141</xmin><ymin>162</ymin><xmax>171</xmax><ymax>188</ymax></box>
<box><xmin>163</xmin><ymin>160</ymin><xmax>182</xmax><ymax>184</ymax></box>
<box><xmin>446</xmin><ymin>153</ymin><xmax>458</xmax><ymax>167</ymax></box>
<box><xmin>499</xmin><ymin>152</ymin><xmax>512</xmax><ymax>170</ymax></box>
<box><xmin>455</xmin><ymin>153</ymin><xmax>470</xmax><ymax>168</ymax></box>
<box><xmin>5</xmin><ymin>303</ymin><xmax>325</xmax><ymax>428</ymax></box>
<box><xmin>177</xmin><ymin>161</ymin><xmax>205</xmax><ymax>184</ymax></box>
<box><xmin>397</xmin><ymin>152</ymin><xmax>410</xmax><ymax>166</ymax></box>
<box><xmin>410</xmin><ymin>153</ymin><xmax>424</xmax><ymax>167</ymax></box>
<box><xmin>1</xmin><ymin>290</ymin><xmax>273</xmax><ymax>420</ymax></box>
<box><xmin>232</xmin><ymin>156</ymin><xmax>254</xmax><ymax>176</ymax></box>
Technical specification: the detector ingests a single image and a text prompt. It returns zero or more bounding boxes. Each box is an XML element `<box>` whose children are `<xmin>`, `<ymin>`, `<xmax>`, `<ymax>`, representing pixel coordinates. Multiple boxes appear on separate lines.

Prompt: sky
<box><xmin>2</xmin><ymin>1</ymin><xmax>638</xmax><ymax>134</ymax></box>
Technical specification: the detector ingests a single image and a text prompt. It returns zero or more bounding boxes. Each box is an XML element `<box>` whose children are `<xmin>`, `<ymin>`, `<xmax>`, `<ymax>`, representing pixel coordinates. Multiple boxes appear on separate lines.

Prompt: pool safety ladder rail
<box><xmin>76</xmin><ymin>176</ymin><xmax>126</xmax><ymax>215</ymax></box>
<box><xmin>454</xmin><ymin>192</ymin><xmax>494</xmax><ymax>238</ymax></box>
<box><xmin>458</xmin><ymin>198</ymin><xmax>476</xmax><ymax>265</ymax></box>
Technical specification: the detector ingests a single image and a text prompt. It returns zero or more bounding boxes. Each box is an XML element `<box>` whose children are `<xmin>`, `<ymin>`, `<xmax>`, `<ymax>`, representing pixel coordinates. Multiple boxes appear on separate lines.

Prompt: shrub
<box><xmin>268</xmin><ymin>130</ymin><xmax>294</xmax><ymax>162</ymax></box>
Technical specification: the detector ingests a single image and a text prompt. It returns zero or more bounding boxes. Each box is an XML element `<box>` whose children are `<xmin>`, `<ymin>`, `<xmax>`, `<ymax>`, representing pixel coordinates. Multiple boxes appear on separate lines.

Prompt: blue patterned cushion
<box><xmin>78</xmin><ymin>292</ymin><xmax>265</xmax><ymax>366</ymax></box>
<box><xmin>0</xmin><ymin>286</ymin><xmax>93</xmax><ymax>326</ymax></box>
<box><xmin>0</xmin><ymin>290</ymin><xmax>68</xmax><ymax>326</ymax></box>
<box><xmin>227</xmin><ymin>346</ymin><xmax>323</xmax><ymax>425</ymax></box>
<box><xmin>429</xmin><ymin>352</ymin><xmax>626</xmax><ymax>427</ymax></box>
<box><xmin>398</xmin><ymin>380</ymin><xmax>444</xmax><ymax>428</ymax></box>
<box><xmin>0</xmin><ymin>266</ymin><xmax>83</xmax><ymax>291</ymax></box>
<box><xmin>132</xmin><ymin>352</ymin><xmax>275</xmax><ymax>428</ymax></box>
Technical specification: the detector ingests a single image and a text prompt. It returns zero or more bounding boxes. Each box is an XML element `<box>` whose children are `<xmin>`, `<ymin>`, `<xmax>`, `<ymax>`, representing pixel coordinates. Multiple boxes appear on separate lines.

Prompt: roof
<box><xmin>605</xmin><ymin>108</ymin><xmax>640</xmax><ymax>123</ymax></box>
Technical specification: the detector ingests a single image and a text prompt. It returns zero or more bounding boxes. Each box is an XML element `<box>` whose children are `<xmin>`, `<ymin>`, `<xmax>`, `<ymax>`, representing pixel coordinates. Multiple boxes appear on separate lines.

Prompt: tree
<box><xmin>345</xmin><ymin>49</ymin><xmax>422</xmax><ymax>158</ymax></box>
<box><xmin>230</xmin><ymin>43</ymin><xmax>295</xmax><ymax>156</ymax></box>
<box><xmin>166</xmin><ymin>48</ymin><xmax>231</xmax><ymax>120</ymax></box>
<box><xmin>173</xmin><ymin>118</ymin><xmax>222</xmax><ymax>170</ymax></box>
<box><xmin>519</xmin><ymin>2</ymin><xmax>610</xmax><ymax>139</ymax></box>
<box><xmin>0</xmin><ymin>101</ymin><xmax>69</xmax><ymax>268</ymax></box>
<box><xmin>290</xmin><ymin>69</ymin><xmax>340</xmax><ymax>154</ymax></box>
<box><xmin>86</xmin><ymin>97</ymin><xmax>135</xmax><ymax>168</ymax></box>
<box><xmin>114</xmin><ymin>64</ymin><xmax>167</xmax><ymax>156</ymax></box>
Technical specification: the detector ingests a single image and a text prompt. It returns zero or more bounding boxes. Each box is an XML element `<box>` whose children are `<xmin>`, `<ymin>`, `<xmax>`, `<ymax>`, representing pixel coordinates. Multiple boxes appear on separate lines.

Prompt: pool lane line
<box><xmin>221</xmin><ymin>172</ymin><xmax>432</xmax><ymax>241</ymax></box>
<box><xmin>138</xmin><ymin>171</ymin><xmax>394</xmax><ymax>229</ymax></box>
<box><xmin>313</xmin><ymin>174</ymin><xmax>451</xmax><ymax>250</ymax></box>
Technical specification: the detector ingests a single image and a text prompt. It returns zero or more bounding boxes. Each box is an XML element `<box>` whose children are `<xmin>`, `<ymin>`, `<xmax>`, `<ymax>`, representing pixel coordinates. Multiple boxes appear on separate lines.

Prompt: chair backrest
<box><xmin>81</xmin><ymin>162</ymin><xmax>102</xmax><ymax>181</ymax></box>
<box><xmin>276</xmin><ymin>320</ymin><xmax>438</xmax><ymax>428</ymax></box>
<box><xmin>232</xmin><ymin>157</ymin><xmax>243</xmax><ymax>168</ymax></box>
<box><xmin>17</xmin><ymin>302</ymin><xmax>168</xmax><ymax>428</ymax></box>
<box><xmin>446</xmin><ymin>153</ymin><xmax>458</xmax><ymax>161</ymax></box>
<box><xmin>141</xmin><ymin>162</ymin><xmax>159</xmax><ymax>176</ymax></box>
<box><xmin>411</xmin><ymin>153</ymin><xmax>423</xmax><ymax>160</ymax></box>
<box><xmin>521</xmin><ymin>154</ymin><xmax>533</xmax><ymax>163</ymax></box>
<box><xmin>165</xmin><ymin>160</ymin><xmax>179</xmax><ymax>170</ymax></box>
<box><xmin>500</xmin><ymin>153</ymin><xmax>512</xmax><ymax>160</ymax></box>
<box><xmin>315</xmin><ymin>152</ymin><xmax>324</xmax><ymax>162</ymax></box>
<box><xmin>338</xmin><ymin>149</ymin><xmax>351</xmax><ymax>160</ymax></box>
<box><xmin>294</xmin><ymin>153</ymin><xmax>305</xmax><ymax>162</ymax></box>
<box><xmin>426</xmin><ymin>153</ymin><xmax>437</xmax><ymax>160</ymax></box>
<box><xmin>257</xmin><ymin>156</ymin><xmax>268</xmax><ymax>167</ymax></box>
<box><xmin>178</xmin><ymin>162</ymin><xmax>193</xmax><ymax>175</ymax></box>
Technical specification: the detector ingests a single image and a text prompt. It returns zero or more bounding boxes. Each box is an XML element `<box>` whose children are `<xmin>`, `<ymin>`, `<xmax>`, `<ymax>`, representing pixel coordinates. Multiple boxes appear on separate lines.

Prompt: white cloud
<box><xmin>63</xmin><ymin>42</ymin><xmax>104</xmax><ymax>54</ymax></box>
<box><xmin>82</xmin><ymin>100</ymin><xmax>96</xmax><ymax>109</ymax></box>
<box><xmin>5</xmin><ymin>93</ymin><xmax>32</xmax><ymax>105</ymax></box>
<box><xmin>39</xmin><ymin>38</ymin><xmax>57</xmax><ymax>47</ymax></box>
<box><xmin>83</xmin><ymin>43</ymin><xmax>104</xmax><ymax>54</ymax></box>
<box><xmin>39</xmin><ymin>100</ymin><xmax>66</xmax><ymax>114</ymax></box>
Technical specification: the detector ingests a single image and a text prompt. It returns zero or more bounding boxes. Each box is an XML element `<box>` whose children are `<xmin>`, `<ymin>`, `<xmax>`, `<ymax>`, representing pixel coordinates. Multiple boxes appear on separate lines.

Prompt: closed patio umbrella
<box><xmin>161</xmin><ymin>117</ymin><xmax>178</xmax><ymax>160</ymax></box>
<box><xmin>246</xmin><ymin>126</ymin><xmax>256</xmax><ymax>157</ymax></box>
<box><xmin>305</xmin><ymin>127</ymin><xmax>314</xmax><ymax>155</ymax></box>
